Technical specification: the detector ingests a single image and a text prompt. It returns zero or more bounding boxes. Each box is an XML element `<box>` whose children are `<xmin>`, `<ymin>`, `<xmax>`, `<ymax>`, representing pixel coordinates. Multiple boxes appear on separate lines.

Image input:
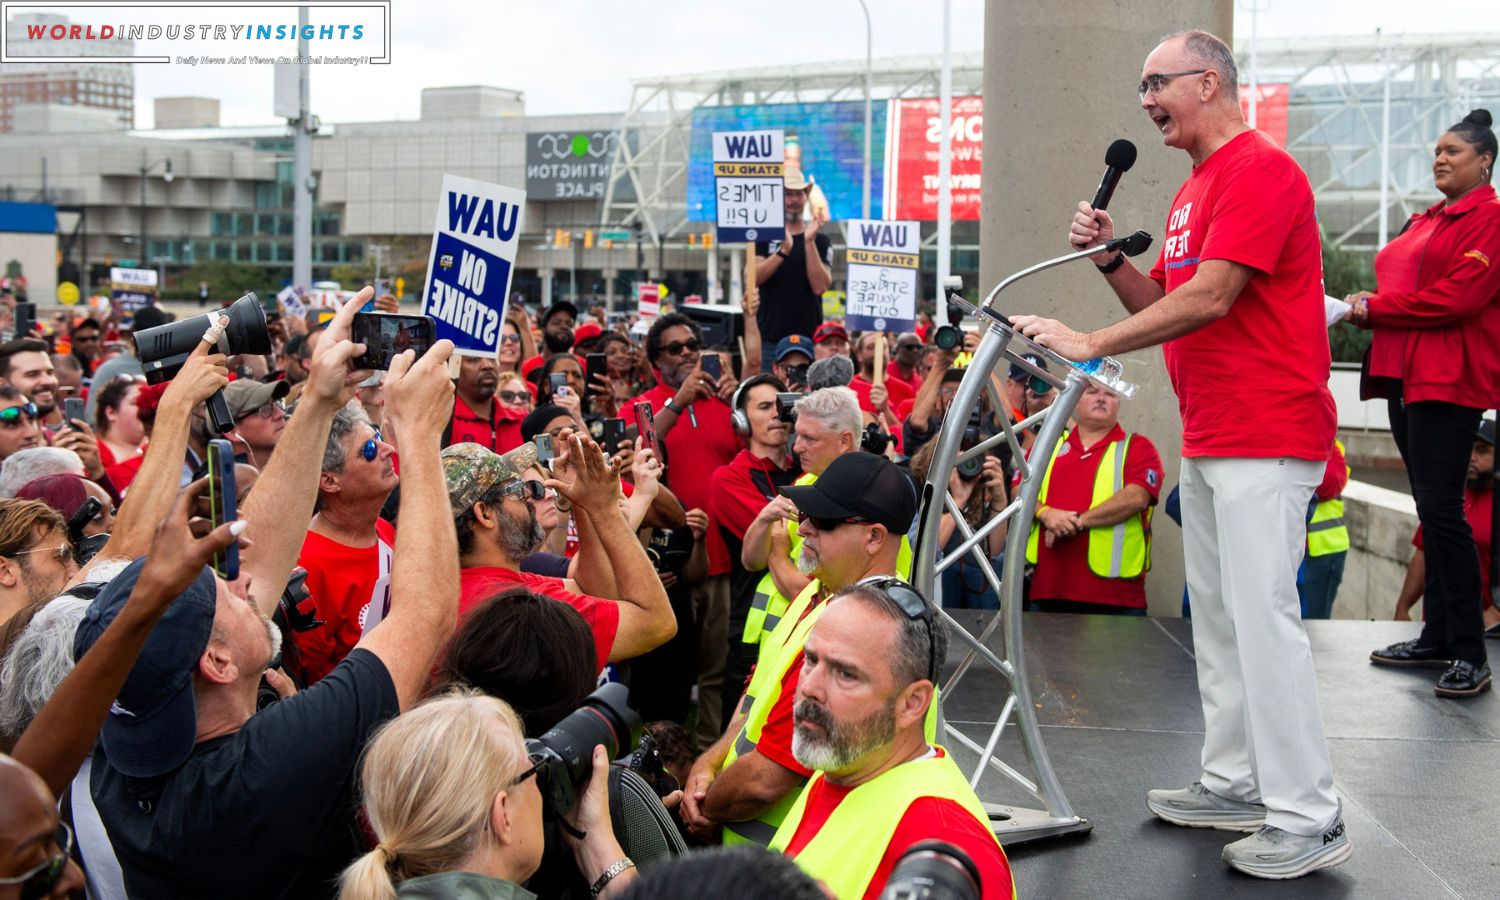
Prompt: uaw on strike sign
<box><xmin>713</xmin><ymin>129</ymin><xmax>783</xmax><ymax>243</ymax></box>
<box><xmin>422</xmin><ymin>175</ymin><xmax>527</xmax><ymax>357</ymax></box>
<box><xmin>843</xmin><ymin>219</ymin><xmax>920</xmax><ymax>334</ymax></box>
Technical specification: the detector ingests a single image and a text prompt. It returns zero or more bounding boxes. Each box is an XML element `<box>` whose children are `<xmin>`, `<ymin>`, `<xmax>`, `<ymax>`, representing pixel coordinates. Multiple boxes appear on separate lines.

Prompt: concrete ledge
<box><xmin>1335</xmin><ymin>479</ymin><xmax>1419</xmax><ymax>620</ymax></box>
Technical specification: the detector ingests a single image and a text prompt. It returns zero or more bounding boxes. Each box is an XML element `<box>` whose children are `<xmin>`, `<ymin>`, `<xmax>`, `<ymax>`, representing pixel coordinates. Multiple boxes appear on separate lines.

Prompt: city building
<box><xmin>1</xmin><ymin>13</ymin><xmax>134</xmax><ymax>132</ymax></box>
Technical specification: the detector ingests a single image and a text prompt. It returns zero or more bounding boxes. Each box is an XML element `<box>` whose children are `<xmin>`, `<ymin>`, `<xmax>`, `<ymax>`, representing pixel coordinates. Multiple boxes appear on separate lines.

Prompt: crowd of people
<box><xmin>0</xmin><ymin>27</ymin><xmax>1496</xmax><ymax>900</ymax></box>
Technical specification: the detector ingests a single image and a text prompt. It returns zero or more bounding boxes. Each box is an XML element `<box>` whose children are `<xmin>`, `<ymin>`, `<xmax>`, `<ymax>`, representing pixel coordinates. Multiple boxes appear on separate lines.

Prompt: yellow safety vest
<box><xmin>769</xmin><ymin>750</ymin><xmax>1013</xmax><ymax>900</ymax></box>
<box><xmin>742</xmin><ymin>473</ymin><xmax>819</xmax><ymax>647</ymax></box>
<box><xmin>722</xmin><ymin>578</ymin><xmax>934</xmax><ymax>846</ymax></box>
<box><xmin>1308</xmin><ymin>440</ymin><xmax>1350</xmax><ymax>558</ymax></box>
<box><xmin>1026</xmin><ymin>433</ymin><xmax>1151</xmax><ymax>578</ymax></box>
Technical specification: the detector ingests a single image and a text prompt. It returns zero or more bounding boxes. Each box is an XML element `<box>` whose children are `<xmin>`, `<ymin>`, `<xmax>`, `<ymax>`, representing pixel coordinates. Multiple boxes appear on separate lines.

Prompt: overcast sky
<box><xmin>5</xmin><ymin>1</ymin><xmax>1469</xmax><ymax>127</ymax></box>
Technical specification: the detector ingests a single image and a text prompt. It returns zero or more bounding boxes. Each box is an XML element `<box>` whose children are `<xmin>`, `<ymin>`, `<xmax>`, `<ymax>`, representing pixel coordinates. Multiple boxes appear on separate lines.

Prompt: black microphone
<box><xmin>1091</xmin><ymin>139</ymin><xmax>1138</xmax><ymax>211</ymax></box>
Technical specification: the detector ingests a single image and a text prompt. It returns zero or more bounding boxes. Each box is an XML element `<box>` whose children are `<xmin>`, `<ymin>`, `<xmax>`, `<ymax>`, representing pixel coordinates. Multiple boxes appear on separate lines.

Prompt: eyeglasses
<box><xmin>499</xmin><ymin>479</ymin><xmax>548</xmax><ymax>502</ymax></box>
<box><xmin>659</xmin><ymin>339</ymin><xmax>701</xmax><ymax>356</ymax></box>
<box><xmin>360</xmin><ymin>430</ymin><xmax>383</xmax><ymax>462</ymax></box>
<box><xmin>1137</xmin><ymin>69</ymin><xmax>1206</xmax><ymax>100</ymax></box>
<box><xmin>863</xmin><ymin>577</ymin><xmax>939</xmax><ymax>684</ymax></box>
<box><xmin>0</xmin><ymin>820</ymin><xmax>72</xmax><ymax>897</ymax></box>
<box><xmin>509</xmin><ymin>756</ymin><xmax>545</xmax><ymax>790</ymax></box>
<box><xmin>0</xmin><ymin>402</ymin><xmax>38</xmax><ymax>427</ymax></box>
<box><xmin>235</xmin><ymin>400</ymin><xmax>285</xmax><ymax>422</ymax></box>
<box><xmin>501</xmin><ymin>333</ymin><xmax>522</xmax><ymax>345</ymax></box>
<box><xmin>8</xmin><ymin>543</ymin><xmax>73</xmax><ymax>567</ymax></box>
<box><xmin>498</xmin><ymin>389</ymin><xmax>530</xmax><ymax>405</ymax></box>
<box><xmin>796</xmin><ymin>511</ymin><xmax>870</xmax><ymax>533</ymax></box>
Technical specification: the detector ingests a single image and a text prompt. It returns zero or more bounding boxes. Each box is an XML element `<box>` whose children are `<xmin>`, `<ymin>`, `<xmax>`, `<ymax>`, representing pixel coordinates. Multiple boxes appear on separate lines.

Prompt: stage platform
<box><xmin>939</xmin><ymin>612</ymin><xmax>1497</xmax><ymax>900</ymax></box>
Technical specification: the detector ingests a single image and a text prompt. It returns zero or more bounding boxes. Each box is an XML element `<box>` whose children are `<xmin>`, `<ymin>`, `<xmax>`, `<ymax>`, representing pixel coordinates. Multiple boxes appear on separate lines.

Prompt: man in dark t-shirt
<box><xmin>754</xmin><ymin>168</ymin><xmax>833</xmax><ymax>370</ymax></box>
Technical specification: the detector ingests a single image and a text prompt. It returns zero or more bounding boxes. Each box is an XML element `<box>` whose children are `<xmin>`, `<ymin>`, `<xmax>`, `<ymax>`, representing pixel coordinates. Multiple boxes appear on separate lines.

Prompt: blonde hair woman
<box><xmin>339</xmin><ymin>691</ymin><xmax>636</xmax><ymax>900</ymax></box>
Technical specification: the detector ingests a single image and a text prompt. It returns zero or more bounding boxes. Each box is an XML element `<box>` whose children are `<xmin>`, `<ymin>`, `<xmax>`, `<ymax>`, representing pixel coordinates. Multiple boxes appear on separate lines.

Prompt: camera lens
<box><xmin>526</xmin><ymin>682</ymin><xmax>641</xmax><ymax>814</ymax></box>
<box><xmin>956</xmin><ymin>455</ymin><xmax>984</xmax><ymax>481</ymax></box>
<box><xmin>879</xmin><ymin>841</ymin><xmax>982</xmax><ymax>900</ymax></box>
<box><xmin>933</xmin><ymin>326</ymin><xmax>961</xmax><ymax>351</ymax></box>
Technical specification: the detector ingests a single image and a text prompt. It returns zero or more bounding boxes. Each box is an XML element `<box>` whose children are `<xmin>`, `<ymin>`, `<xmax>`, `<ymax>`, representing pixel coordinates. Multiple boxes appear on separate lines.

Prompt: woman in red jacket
<box><xmin>1348</xmin><ymin>109</ymin><xmax>1500</xmax><ymax>698</ymax></box>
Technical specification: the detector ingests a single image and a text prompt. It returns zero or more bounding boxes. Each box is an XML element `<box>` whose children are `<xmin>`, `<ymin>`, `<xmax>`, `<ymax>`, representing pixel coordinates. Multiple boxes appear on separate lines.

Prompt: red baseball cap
<box><xmin>813</xmin><ymin>322</ymin><xmax>848</xmax><ymax>343</ymax></box>
<box><xmin>573</xmin><ymin>322</ymin><xmax>603</xmax><ymax>347</ymax></box>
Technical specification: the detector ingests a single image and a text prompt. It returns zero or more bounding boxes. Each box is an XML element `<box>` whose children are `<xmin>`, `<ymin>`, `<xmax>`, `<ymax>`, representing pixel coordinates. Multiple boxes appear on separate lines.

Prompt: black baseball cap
<box><xmin>781</xmin><ymin>452</ymin><xmax>917</xmax><ymax>534</ymax></box>
<box><xmin>1479</xmin><ymin>419</ymin><xmax>1495</xmax><ymax>446</ymax></box>
<box><xmin>540</xmin><ymin>300</ymin><xmax>578</xmax><ymax>327</ymax></box>
<box><xmin>73</xmin><ymin>557</ymin><xmax>219</xmax><ymax>778</ymax></box>
<box><xmin>1008</xmin><ymin>353</ymin><xmax>1048</xmax><ymax>381</ymax></box>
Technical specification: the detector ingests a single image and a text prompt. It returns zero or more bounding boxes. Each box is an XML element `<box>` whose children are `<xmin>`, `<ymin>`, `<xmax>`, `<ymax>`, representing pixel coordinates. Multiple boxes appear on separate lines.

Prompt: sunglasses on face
<box><xmin>1026</xmin><ymin>377</ymin><xmax>1054</xmax><ymax>395</ymax></box>
<box><xmin>498</xmin><ymin>389</ymin><xmax>530</xmax><ymax>404</ymax></box>
<box><xmin>0</xmin><ymin>402</ymin><xmax>38</xmax><ymax>426</ymax></box>
<box><xmin>0</xmin><ymin>820</ymin><xmax>72</xmax><ymax>898</ymax></box>
<box><xmin>863</xmin><ymin>577</ymin><xmax>940</xmax><ymax>684</ymax></box>
<box><xmin>501</xmin><ymin>333</ymin><xmax>522</xmax><ymax>345</ymax></box>
<box><xmin>500</xmin><ymin>479</ymin><xmax>548</xmax><ymax>502</ymax></box>
<box><xmin>796</xmin><ymin>511</ymin><xmax>870</xmax><ymax>533</ymax></box>
<box><xmin>360</xmin><ymin>430</ymin><xmax>383</xmax><ymax>462</ymax></box>
<box><xmin>660</xmin><ymin>339</ymin><xmax>701</xmax><ymax>356</ymax></box>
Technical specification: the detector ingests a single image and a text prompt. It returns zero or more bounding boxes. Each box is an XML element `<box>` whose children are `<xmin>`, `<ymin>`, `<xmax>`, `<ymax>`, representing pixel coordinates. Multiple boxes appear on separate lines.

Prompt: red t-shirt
<box><xmin>294</xmin><ymin>519</ymin><xmax>397</xmax><ymax>683</ymax></box>
<box><xmin>709</xmin><ymin>449</ymin><xmax>797</xmax><ymax>541</ymax></box>
<box><xmin>98</xmin><ymin>441</ymin><xmax>145</xmax><ymax>490</ymax></box>
<box><xmin>1148</xmin><ymin>129</ymin><xmax>1335</xmax><ymax>461</ymax></box>
<box><xmin>626</xmin><ymin>384</ymin><xmax>741</xmax><ymax>576</ymax></box>
<box><xmin>848</xmin><ymin>375</ymin><xmax>915</xmax><ymax>417</ymax></box>
<box><xmin>780</xmin><ymin>749</ymin><xmax>1015</xmax><ymax>900</ymax></box>
<box><xmin>1025</xmin><ymin>425</ymin><xmax>1162</xmax><ymax>608</ymax></box>
<box><xmin>448</xmin><ymin>395</ymin><xmax>523</xmax><ymax>453</ymax></box>
<box><xmin>458</xmin><ymin>565</ymin><xmax>619</xmax><ymax>669</ymax></box>
<box><xmin>1413</xmin><ymin>485</ymin><xmax>1494</xmax><ymax>609</ymax></box>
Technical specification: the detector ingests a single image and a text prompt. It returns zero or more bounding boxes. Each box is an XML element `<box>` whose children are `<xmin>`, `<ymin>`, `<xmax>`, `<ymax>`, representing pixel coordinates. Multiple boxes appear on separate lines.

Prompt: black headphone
<box><xmin>730</xmin><ymin>374</ymin><xmax>787</xmax><ymax>436</ymax></box>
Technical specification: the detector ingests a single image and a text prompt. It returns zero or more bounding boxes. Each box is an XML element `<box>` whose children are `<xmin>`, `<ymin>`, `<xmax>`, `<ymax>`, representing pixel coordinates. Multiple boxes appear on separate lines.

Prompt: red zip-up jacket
<box><xmin>1367</xmin><ymin>184</ymin><xmax>1500</xmax><ymax>408</ymax></box>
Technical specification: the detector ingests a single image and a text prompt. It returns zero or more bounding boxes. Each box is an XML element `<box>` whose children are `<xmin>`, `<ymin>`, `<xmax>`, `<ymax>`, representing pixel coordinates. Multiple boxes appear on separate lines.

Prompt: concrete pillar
<box><xmin>981</xmin><ymin>0</ymin><xmax>1233</xmax><ymax>615</ymax></box>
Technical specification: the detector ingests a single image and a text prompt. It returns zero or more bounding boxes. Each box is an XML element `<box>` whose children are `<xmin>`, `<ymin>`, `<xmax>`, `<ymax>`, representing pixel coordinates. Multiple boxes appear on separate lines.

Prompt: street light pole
<box><xmin>858</xmin><ymin>0</ymin><xmax>872</xmax><ymax>220</ymax></box>
<box><xmin>138</xmin><ymin>153</ymin><xmax>174</xmax><ymax>267</ymax></box>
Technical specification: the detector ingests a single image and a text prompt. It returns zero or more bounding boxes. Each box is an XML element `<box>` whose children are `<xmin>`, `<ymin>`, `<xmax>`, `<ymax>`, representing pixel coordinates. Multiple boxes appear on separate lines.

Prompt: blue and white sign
<box><xmin>712</xmin><ymin>129</ymin><xmax>783</xmax><ymax>243</ymax></box>
<box><xmin>844</xmin><ymin>219</ymin><xmax>920</xmax><ymax>333</ymax></box>
<box><xmin>421</xmin><ymin>174</ymin><xmax>527</xmax><ymax>358</ymax></box>
<box><xmin>109</xmin><ymin>266</ymin><xmax>157</xmax><ymax>314</ymax></box>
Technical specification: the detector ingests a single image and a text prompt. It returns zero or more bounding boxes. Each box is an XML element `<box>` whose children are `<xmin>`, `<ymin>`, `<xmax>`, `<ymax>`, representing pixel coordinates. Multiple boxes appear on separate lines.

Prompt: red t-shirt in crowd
<box><xmin>1414</xmin><ymin>485</ymin><xmax>1494</xmax><ymax>610</ymax></box>
<box><xmin>458</xmin><ymin>565</ymin><xmax>618</xmax><ymax>669</ymax></box>
<box><xmin>848</xmin><ymin>375</ymin><xmax>915</xmax><ymax>417</ymax></box>
<box><xmin>780</xmin><ymin>748</ymin><xmax>1015</xmax><ymax>900</ymax></box>
<box><xmin>1025</xmin><ymin>424</ymin><xmax>1162</xmax><ymax>609</ymax></box>
<box><xmin>709</xmin><ymin>450</ymin><xmax>798</xmax><ymax>541</ymax></box>
<box><xmin>447</xmin><ymin>395</ymin><xmax>523</xmax><ymax>453</ymax></box>
<box><xmin>626</xmin><ymin>383</ymin><xmax>741</xmax><ymax>576</ymax></box>
<box><xmin>98</xmin><ymin>441</ymin><xmax>145</xmax><ymax>490</ymax></box>
<box><xmin>1148</xmin><ymin>129</ymin><xmax>1335</xmax><ymax>461</ymax></box>
<box><xmin>294</xmin><ymin>519</ymin><xmax>397</xmax><ymax>683</ymax></box>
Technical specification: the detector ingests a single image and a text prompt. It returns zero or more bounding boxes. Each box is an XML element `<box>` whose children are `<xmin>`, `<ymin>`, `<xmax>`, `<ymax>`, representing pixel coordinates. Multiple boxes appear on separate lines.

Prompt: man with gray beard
<box><xmin>768</xmin><ymin>581</ymin><xmax>1012</xmax><ymax>899</ymax></box>
<box><xmin>683</xmin><ymin>452</ymin><xmax>915</xmax><ymax>847</ymax></box>
<box><xmin>445</xmin><ymin>434</ymin><xmax>676</xmax><ymax>669</ymax></box>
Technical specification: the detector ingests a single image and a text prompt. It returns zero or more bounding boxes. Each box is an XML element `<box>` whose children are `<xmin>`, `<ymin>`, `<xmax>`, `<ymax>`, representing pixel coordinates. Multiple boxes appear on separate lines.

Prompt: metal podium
<box><xmin>910</xmin><ymin>233</ymin><xmax>1150</xmax><ymax>846</ymax></box>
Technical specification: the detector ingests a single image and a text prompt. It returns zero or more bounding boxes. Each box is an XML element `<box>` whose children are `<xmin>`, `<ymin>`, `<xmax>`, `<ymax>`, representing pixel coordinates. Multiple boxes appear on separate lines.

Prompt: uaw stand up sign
<box><xmin>421</xmin><ymin>174</ymin><xmax>528</xmax><ymax>358</ymax></box>
<box><xmin>713</xmin><ymin>129</ymin><xmax>783</xmax><ymax>243</ymax></box>
<box><xmin>843</xmin><ymin>219</ymin><xmax>920</xmax><ymax>334</ymax></box>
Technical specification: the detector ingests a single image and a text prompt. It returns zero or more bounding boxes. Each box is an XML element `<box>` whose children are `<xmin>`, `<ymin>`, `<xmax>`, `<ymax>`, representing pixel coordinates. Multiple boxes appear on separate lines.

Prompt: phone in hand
<box><xmin>549</xmin><ymin>372</ymin><xmax>569</xmax><ymax>398</ymax></box>
<box><xmin>351</xmin><ymin>313</ymin><xmax>436</xmax><ymax>370</ymax></box>
<box><xmin>207</xmin><ymin>438</ymin><xmax>239</xmax><ymax>580</ymax></box>
<box><xmin>586</xmin><ymin>353</ymin><xmax>608</xmax><ymax>389</ymax></box>
<box><xmin>534</xmin><ymin>434</ymin><xmax>555</xmax><ymax>465</ymax></box>
<box><xmin>700</xmin><ymin>352</ymin><xmax>722</xmax><ymax>382</ymax></box>
<box><xmin>63</xmin><ymin>398</ymin><xmax>86</xmax><ymax>430</ymax></box>
<box><xmin>632</xmin><ymin>401</ymin><xmax>659</xmax><ymax>462</ymax></box>
<box><xmin>601</xmin><ymin>417</ymin><xmax>628</xmax><ymax>453</ymax></box>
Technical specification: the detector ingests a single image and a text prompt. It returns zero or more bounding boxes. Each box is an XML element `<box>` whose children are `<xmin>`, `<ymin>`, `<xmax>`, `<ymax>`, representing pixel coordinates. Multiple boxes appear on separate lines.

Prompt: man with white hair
<box><xmin>0</xmin><ymin>447</ymin><xmax>84</xmax><ymax>499</ymax></box>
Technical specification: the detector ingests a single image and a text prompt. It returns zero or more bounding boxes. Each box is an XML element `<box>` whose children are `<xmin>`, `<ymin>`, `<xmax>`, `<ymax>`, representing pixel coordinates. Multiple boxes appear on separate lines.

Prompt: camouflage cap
<box><xmin>441</xmin><ymin>441</ymin><xmax>539</xmax><ymax>518</ymax></box>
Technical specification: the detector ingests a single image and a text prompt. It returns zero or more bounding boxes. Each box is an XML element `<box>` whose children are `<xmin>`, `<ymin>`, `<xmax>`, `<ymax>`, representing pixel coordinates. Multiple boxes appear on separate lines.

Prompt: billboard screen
<box><xmin>886</xmin><ymin>96</ymin><xmax>983</xmax><ymax>221</ymax></box>
<box><xmin>687</xmin><ymin>100</ymin><xmax>888</xmax><ymax>224</ymax></box>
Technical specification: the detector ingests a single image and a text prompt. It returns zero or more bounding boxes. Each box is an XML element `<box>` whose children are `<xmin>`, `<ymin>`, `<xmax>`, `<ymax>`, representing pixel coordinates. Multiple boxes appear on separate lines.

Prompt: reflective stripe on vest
<box><xmin>1025</xmin><ymin>434</ymin><xmax>1150</xmax><ymax>578</ymax></box>
<box><xmin>769</xmin><ymin>751</ymin><xmax>1012</xmax><ymax>900</ymax></box>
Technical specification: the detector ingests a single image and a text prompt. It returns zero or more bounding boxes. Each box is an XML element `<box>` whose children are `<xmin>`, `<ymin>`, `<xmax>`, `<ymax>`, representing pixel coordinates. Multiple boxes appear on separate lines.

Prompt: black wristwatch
<box><xmin>1097</xmin><ymin>253</ymin><xmax>1125</xmax><ymax>275</ymax></box>
<box><xmin>777</xmin><ymin>247</ymin><xmax>791</xmax><ymax>259</ymax></box>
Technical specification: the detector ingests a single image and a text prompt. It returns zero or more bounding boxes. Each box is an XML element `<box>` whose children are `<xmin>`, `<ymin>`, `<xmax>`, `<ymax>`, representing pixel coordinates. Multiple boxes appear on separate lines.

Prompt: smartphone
<box><xmin>601</xmin><ymin>417</ymin><xmax>628</xmax><ymax>453</ymax></box>
<box><xmin>586</xmin><ymin>352</ymin><xmax>608</xmax><ymax>388</ymax></box>
<box><xmin>633</xmin><ymin>401</ymin><xmax>659</xmax><ymax>461</ymax></box>
<box><xmin>351</xmin><ymin>313</ymin><xmax>436</xmax><ymax>370</ymax></box>
<box><xmin>13</xmin><ymin>302</ymin><xmax>35</xmax><ymax>338</ymax></box>
<box><xmin>549</xmin><ymin>372</ymin><xmax>569</xmax><ymax>398</ymax></box>
<box><xmin>207</xmin><ymin>438</ymin><xmax>239</xmax><ymax>580</ymax></box>
<box><xmin>534</xmin><ymin>434</ymin><xmax>555</xmax><ymax>465</ymax></box>
<box><xmin>700</xmin><ymin>352</ymin><xmax>722</xmax><ymax>382</ymax></box>
<box><xmin>63</xmin><ymin>397</ymin><xmax>86</xmax><ymax>429</ymax></box>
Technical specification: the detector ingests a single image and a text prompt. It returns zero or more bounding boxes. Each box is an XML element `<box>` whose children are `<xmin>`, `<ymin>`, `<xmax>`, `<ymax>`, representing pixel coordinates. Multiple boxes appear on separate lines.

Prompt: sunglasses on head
<box><xmin>0</xmin><ymin>820</ymin><xmax>72</xmax><ymax>898</ymax></box>
<box><xmin>660</xmin><ymin>339</ymin><xmax>701</xmax><ymax>356</ymax></box>
<box><xmin>500</xmin><ymin>479</ymin><xmax>548</xmax><ymax>502</ymax></box>
<box><xmin>862</xmin><ymin>577</ymin><xmax>940</xmax><ymax>684</ymax></box>
<box><xmin>0</xmin><ymin>402</ymin><xmax>38</xmax><ymax>426</ymax></box>
<box><xmin>796</xmin><ymin>510</ymin><xmax>870</xmax><ymax>533</ymax></box>
<box><xmin>360</xmin><ymin>430</ymin><xmax>383</xmax><ymax>462</ymax></box>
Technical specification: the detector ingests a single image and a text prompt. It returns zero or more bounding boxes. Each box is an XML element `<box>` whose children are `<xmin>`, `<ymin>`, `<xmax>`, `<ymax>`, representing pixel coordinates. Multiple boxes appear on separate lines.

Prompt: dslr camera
<box><xmin>526</xmin><ymin>682</ymin><xmax>642</xmax><ymax>815</ymax></box>
<box><xmin>879</xmin><ymin>840</ymin><xmax>982</xmax><ymax>900</ymax></box>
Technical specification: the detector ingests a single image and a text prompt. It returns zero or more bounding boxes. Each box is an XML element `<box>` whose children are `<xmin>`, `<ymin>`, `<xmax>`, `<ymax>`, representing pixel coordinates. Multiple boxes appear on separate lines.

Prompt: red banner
<box><xmin>1238</xmin><ymin>83</ymin><xmax>1290</xmax><ymax>147</ymax></box>
<box><xmin>887</xmin><ymin>96</ymin><xmax>984</xmax><ymax>221</ymax></box>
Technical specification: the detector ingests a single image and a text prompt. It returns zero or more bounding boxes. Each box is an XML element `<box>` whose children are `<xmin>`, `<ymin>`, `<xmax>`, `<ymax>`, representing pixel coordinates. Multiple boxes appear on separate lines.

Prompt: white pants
<box><xmin>1180</xmin><ymin>456</ymin><xmax>1339</xmax><ymax>836</ymax></box>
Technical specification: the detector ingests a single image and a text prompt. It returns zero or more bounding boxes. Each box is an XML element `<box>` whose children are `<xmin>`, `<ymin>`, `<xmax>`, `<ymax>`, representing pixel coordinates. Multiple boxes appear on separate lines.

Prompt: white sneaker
<box><xmin>1146</xmin><ymin>781</ymin><xmax>1267</xmax><ymax>832</ymax></box>
<box><xmin>1222</xmin><ymin>812</ymin><xmax>1352</xmax><ymax>880</ymax></box>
